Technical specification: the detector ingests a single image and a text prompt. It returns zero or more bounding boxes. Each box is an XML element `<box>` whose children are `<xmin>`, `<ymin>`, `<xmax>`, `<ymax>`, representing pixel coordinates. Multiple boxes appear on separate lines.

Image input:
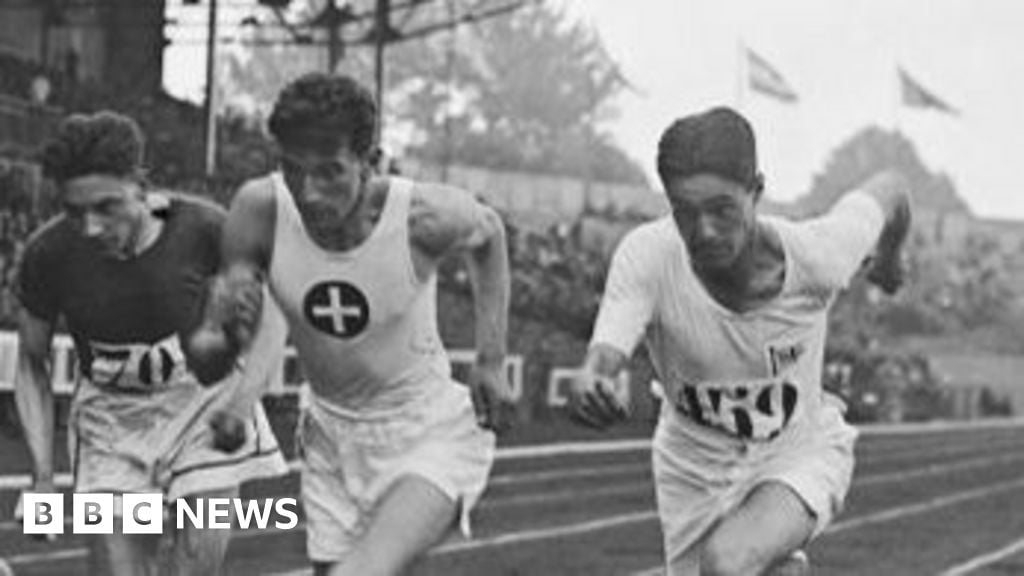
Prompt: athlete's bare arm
<box><xmin>14</xmin><ymin>309</ymin><xmax>56</xmax><ymax>493</ymax></box>
<box><xmin>583</xmin><ymin>344</ymin><xmax>630</xmax><ymax>381</ymax></box>
<box><xmin>409</xmin><ymin>183</ymin><xmax>513</xmax><ymax>431</ymax></box>
<box><xmin>568</xmin><ymin>227</ymin><xmax>654</xmax><ymax>430</ymax></box>
<box><xmin>187</xmin><ymin>179</ymin><xmax>276</xmax><ymax>385</ymax></box>
<box><xmin>859</xmin><ymin>171</ymin><xmax>913</xmax><ymax>293</ymax></box>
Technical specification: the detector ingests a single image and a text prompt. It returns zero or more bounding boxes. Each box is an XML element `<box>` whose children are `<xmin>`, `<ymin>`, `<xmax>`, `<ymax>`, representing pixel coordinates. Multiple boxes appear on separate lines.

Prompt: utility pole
<box><xmin>372</xmin><ymin>0</ymin><xmax>392</xmax><ymax>144</ymax></box>
<box><xmin>203</xmin><ymin>0</ymin><xmax>219</xmax><ymax>177</ymax></box>
<box><xmin>440</xmin><ymin>0</ymin><xmax>456</xmax><ymax>183</ymax></box>
<box><xmin>324</xmin><ymin>0</ymin><xmax>347</xmax><ymax>72</ymax></box>
<box><xmin>363</xmin><ymin>0</ymin><xmax>528</xmax><ymax>144</ymax></box>
<box><xmin>309</xmin><ymin>0</ymin><xmax>358</xmax><ymax>73</ymax></box>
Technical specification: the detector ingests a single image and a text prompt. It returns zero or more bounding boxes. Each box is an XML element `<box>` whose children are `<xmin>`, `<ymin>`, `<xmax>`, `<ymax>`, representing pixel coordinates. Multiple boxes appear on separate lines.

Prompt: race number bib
<box><xmin>670</xmin><ymin>378</ymin><xmax>799</xmax><ymax>440</ymax></box>
<box><xmin>88</xmin><ymin>334</ymin><xmax>187</xmax><ymax>391</ymax></box>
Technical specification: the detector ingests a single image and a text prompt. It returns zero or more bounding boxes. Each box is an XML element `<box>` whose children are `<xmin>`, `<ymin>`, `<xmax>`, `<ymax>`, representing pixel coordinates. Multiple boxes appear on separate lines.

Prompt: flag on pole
<box><xmin>746</xmin><ymin>47</ymin><xmax>798</xmax><ymax>103</ymax></box>
<box><xmin>898</xmin><ymin>67</ymin><xmax>958</xmax><ymax>115</ymax></box>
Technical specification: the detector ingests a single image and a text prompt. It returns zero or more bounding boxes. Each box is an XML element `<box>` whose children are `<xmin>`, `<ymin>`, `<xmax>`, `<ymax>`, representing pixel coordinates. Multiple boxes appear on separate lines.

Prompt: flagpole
<box><xmin>735</xmin><ymin>39</ymin><xmax>746</xmax><ymax>112</ymax></box>
<box><xmin>893</xmin><ymin>65</ymin><xmax>902</xmax><ymax>135</ymax></box>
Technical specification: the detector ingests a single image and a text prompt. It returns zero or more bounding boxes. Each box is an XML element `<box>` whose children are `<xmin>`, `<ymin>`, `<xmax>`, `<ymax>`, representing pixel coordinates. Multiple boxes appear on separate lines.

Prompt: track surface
<box><xmin>2</xmin><ymin>420</ymin><xmax>1024</xmax><ymax>576</ymax></box>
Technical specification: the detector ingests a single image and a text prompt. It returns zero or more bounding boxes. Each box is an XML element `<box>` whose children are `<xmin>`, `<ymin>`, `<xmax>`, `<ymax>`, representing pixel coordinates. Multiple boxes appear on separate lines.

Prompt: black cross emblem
<box><xmin>303</xmin><ymin>281</ymin><xmax>370</xmax><ymax>338</ymax></box>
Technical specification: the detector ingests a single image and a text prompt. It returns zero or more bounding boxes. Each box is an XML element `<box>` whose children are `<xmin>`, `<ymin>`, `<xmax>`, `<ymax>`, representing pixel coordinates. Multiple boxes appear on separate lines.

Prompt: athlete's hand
<box><xmin>863</xmin><ymin>172</ymin><xmax>911</xmax><ymax>296</ymax></box>
<box><xmin>567</xmin><ymin>369</ymin><xmax>628</xmax><ymax>430</ymax></box>
<box><xmin>865</xmin><ymin>251</ymin><xmax>907</xmax><ymax>295</ymax></box>
<box><xmin>191</xmin><ymin>268</ymin><xmax>263</xmax><ymax>386</ymax></box>
<box><xmin>209</xmin><ymin>410</ymin><xmax>247</xmax><ymax>453</ymax></box>
<box><xmin>223</xmin><ymin>267</ymin><xmax>264</xmax><ymax>349</ymax></box>
<box><xmin>205</xmin><ymin>269</ymin><xmax>263</xmax><ymax>345</ymax></box>
<box><xmin>468</xmin><ymin>362</ymin><xmax>515</xmax><ymax>434</ymax></box>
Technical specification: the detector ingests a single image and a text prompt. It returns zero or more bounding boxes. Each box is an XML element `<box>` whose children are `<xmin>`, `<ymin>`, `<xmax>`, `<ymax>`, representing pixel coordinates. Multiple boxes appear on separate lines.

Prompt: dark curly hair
<box><xmin>656</xmin><ymin>106</ymin><xmax>763</xmax><ymax>193</ymax></box>
<box><xmin>40</xmin><ymin>110</ymin><xmax>146</xmax><ymax>184</ymax></box>
<box><xmin>268</xmin><ymin>73</ymin><xmax>378</xmax><ymax>158</ymax></box>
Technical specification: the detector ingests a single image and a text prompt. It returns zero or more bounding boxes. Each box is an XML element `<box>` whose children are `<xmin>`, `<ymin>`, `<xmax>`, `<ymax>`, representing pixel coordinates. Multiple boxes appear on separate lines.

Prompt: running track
<box><xmin>1</xmin><ymin>419</ymin><xmax>1023</xmax><ymax>575</ymax></box>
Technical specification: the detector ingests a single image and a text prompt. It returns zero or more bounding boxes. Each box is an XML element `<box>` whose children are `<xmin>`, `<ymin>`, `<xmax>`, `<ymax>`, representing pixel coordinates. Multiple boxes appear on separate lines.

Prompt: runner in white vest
<box><xmin>188</xmin><ymin>73</ymin><xmax>513</xmax><ymax>576</ymax></box>
<box><xmin>568</xmin><ymin>107</ymin><xmax>911</xmax><ymax>576</ymax></box>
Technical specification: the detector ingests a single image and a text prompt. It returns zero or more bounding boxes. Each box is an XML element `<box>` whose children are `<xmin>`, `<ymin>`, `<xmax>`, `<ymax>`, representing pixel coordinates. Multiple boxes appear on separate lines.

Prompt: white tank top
<box><xmin>267</xmin><ymin>173</ymin><xmax>453</xmax><ymax>413</ymax></box>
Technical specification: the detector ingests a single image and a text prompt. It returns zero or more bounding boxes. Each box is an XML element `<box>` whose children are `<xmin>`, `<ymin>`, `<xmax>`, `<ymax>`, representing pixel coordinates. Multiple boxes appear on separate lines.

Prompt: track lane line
<box><xmin>7</xmin><ymin>422</ymin><xmax>1024</xmax><ymax>572</ymax></box>
<box><xmin>938</xmin><ymin>535</ymin><xmax>1024</xmax><ymax>576</ymax></box>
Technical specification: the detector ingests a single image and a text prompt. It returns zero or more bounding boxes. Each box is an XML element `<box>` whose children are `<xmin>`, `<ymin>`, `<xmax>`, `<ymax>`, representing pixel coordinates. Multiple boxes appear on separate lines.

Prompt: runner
<box><xmin>569</xmin><ymin>107</ymin><xmax>911</xmax><ymax>575</ymax></box>
<box><xmin>15</xmin><ymin>110</ymin><xmax>288</xmax><ymax>575</ymax></box>
<box><xmin>189</xmin><ymin>72</ymin><xmax>514</xmax><ymax>576</ymax></box>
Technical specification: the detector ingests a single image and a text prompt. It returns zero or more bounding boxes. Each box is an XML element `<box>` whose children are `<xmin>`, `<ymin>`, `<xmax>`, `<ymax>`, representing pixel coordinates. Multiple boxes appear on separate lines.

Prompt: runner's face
<box><xmin>281</xmin><ymin>142</ymin><xmax>369</xmax><ymax>228</ymax></box>
<box><xmin>61</xmin><ymin>174</ymin><xmax>147</xmax><ymax>258</ymax></box>
<box><xmin>665</xmin><ymin>173</ymin><xmax>757</xmax><ymax>272</ymax></box>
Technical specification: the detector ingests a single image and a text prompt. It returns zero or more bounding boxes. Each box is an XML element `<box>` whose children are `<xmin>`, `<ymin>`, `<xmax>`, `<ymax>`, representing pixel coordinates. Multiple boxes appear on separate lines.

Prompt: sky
<box><xmin>165</xmin><ymin>0</ymin><xmax>1024</xmax><ymax>219</ymax></box>
<box><xmin>555</xmin><ymin>0</ymin><xmax>1024</xmax><ymax>219</ymax></box>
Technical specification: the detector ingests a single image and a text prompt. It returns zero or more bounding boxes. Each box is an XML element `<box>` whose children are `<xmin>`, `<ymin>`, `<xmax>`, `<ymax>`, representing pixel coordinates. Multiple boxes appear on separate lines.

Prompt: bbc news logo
<box><xmin>22</xmin><ymin>494</ymin><xmax>299</xmax><ymax>535</ymax></box>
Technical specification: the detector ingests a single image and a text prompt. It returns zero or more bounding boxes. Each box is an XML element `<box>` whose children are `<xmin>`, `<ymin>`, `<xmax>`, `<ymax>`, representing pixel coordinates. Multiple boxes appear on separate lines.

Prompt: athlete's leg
<box><xmin>166</xmin><ymin>486</ymin><xmax>238</xmax><ymax>576</ymax></box>
<box><xmin>655</xmin><ymin>470</ymin><xmax>722</xmax><ymax>576</ymax></box>
<box><xmin>652</xmin><ymin>424</ymin><xmax>729</xmax><ymax>576</ymax></box>
<box><xmin>315</xmin><ymin>475</ymin><xmax>458</xmax><ymax>576</ymax></box>
<box><xmin>94</xmin><ymin>533</ymin><xmax>161</xmax><ymax>576</ymax></box>
<box><xmin>698</xmin><ymin>481</ymin><xmax>815</xmax><ymax>576</ymax></box>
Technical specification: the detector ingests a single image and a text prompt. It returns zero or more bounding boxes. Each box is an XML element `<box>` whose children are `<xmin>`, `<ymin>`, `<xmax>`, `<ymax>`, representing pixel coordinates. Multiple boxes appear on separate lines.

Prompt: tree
<box><xmin>215</xmin><ymin>2</ymin><xmax>646</xmax><ymax>184</ymax></box>
<box><xmin>217</xmin><ymin>0</ymin><xmax>329</xmax><ymax>120</ymax></box>
<box><xmin>795</xmin><ymin>127</ymin><xmax>968</xmax><ymax>217</ymax></box>
<box><xmin>807</xmin><ymin>126</ymin><xmax>1019</xmax><ymax>350</ymax></box>
<box><xmin>387</xmin><ymin>1</ymin><xmax>646</xmax><ymax>184</ymax></box>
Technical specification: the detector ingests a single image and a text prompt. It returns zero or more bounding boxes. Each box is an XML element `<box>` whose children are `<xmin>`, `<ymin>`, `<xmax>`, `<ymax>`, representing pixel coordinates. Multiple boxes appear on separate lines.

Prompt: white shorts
<box><xmin>70</xmin><ymin>377</ymin><xmax>288</xmax><ymax>503</ymax></box>
<box><xmin>298</xmin><ymin>383</ymin><xmax>496</xmax><ymax>563</ymax></box>
<box><xmin>70</xmin><ymin>297</ymin><xmax>290</xmax><ymax>504</ymax></box>
<box><xmin>653</xmin><ymin>398</ymin><xmax>856</xmax><ymax>575</ymax></box>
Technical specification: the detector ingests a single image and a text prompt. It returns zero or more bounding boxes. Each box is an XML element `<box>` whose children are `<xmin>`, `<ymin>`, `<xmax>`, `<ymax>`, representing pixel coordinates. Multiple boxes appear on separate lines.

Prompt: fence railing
<box><xmin>0</xmin><ymin>332</ymin><xmax>529</xmax><ymax>402</ymax></box>
<box><xmin>546</xmin><ymin>366</ymin><xmax>632</xmax><ymax>409</ymax></box>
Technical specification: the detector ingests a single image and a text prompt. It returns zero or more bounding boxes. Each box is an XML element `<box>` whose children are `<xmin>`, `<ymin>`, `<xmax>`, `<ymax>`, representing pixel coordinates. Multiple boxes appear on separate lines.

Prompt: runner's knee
<box><xmin>328</xmin><ymin>549</ymin><xmax>408</xmax><ymax>576</ymax></box>
<box><xmin>168</xmin><ymin>526</ymin><xmax>231</xmax><ymax>576</ymax></box>
<box><xmin>700</xmin><ymin>533</ymin><xmax>769</xmax><ymax>576</ymax></box>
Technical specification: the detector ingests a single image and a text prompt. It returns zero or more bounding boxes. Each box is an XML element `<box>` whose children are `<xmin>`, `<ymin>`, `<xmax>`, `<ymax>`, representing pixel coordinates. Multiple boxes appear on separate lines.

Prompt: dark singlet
<box><xmin>16</xmin><ymin>195</ymin><xmax>224</xmax><ymax>391</ymax></box>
